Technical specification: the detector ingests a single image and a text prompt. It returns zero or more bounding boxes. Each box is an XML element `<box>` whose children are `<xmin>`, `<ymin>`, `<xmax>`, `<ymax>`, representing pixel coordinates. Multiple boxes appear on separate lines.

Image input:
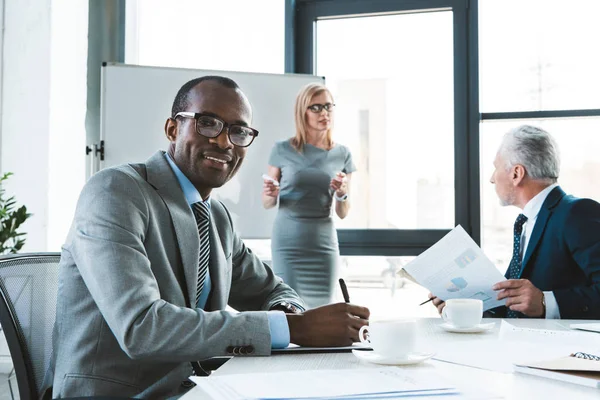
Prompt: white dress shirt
<box><xmin>519</xmin><ymin>183</ymin><xmax>560</xmax><ymax>319</ymax></box>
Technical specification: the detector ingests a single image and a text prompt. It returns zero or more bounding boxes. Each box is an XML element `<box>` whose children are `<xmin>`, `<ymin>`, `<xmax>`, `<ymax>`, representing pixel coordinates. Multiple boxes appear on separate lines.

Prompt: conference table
<box><xmin>182</xmin><ymin>318</ymin><xmax>599</xmax><ymax>399</ymax></box>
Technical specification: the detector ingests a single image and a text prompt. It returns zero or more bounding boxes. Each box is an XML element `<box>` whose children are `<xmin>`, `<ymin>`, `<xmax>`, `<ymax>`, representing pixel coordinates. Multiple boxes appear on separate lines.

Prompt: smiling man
<box><xmin>46</xmin><ymin>76</ymin><xmax>369</xmax><ymax>398</ymax></box>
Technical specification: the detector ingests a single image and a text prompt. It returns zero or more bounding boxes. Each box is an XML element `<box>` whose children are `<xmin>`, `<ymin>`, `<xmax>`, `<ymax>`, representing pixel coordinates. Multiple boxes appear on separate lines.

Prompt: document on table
<box><xmin>434</xmin><ymin>321</ymin><xmax>599</xmax><ymax>373</ymax></box>
<box><xmin>272</xmin><ymin>342</ymin><xmax>371</xmax><ymax>354</ymax></box>
<box><xmin>190</xmin><ymin>367</ymin><xmax>459</xmax><ymax>399</ymax></box>
<box><xmin>499</xmin><ymin>320</ymin><xmax>599</xmax><ymax>347</ymax></box>
<box><xmin>434</xmin><ymin>338</ymin><xmax>577</xmax><ymax>373</ymax></box>
<box><xmin>403</xmin><ymin>225</ymin><xmax>506</xmax><ymax>311</ymax></box>
<box><xmin>571</xmin><ymin>323</ymin><xmax>600</xmax><ymax>334</ymax></box>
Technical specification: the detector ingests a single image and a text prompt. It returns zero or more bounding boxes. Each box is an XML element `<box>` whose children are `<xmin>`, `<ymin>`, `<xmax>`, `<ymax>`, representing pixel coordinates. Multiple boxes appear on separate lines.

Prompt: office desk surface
<box><xmin>184</xmin><ymin>318</ymin><xmax>599</xmax><ymax>399</ymax></box>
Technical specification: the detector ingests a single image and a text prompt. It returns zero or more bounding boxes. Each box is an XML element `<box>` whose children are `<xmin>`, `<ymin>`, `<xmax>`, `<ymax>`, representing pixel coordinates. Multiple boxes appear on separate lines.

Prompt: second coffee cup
<box><xmin>358</xmin><ymin>319</ymin><xmax>416</xmax><ymax>358</ymax></box>
<box><xmin>442</xmin><ymin>298</ymin><xmax>483</xmax><ymax>328</ymax></box>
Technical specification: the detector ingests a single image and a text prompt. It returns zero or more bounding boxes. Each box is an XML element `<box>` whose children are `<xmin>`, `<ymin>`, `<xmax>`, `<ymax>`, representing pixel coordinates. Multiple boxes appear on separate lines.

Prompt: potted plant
<box><xmin>0</xmin><ymin>173</ymin><xmax>31</xmax><ymax>254</ymax></box>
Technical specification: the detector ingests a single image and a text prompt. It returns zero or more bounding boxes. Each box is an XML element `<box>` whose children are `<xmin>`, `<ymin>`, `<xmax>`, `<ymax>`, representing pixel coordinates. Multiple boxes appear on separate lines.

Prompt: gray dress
<box><xmin>269</xmin><ymin>140</ymin><xmax>356</xmax><ymax>308</ymax></box>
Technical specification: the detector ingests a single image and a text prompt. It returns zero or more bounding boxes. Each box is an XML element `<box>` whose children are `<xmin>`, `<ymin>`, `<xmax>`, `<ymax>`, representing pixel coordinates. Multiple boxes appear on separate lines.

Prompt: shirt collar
<box><xmin>164</xmin><ymin>153</ymin><xmax>205</xmax><ymax>206</ymax></box>
<box><xmin>522</xmin><ymin>183</ymin><xmax>558</xmax><ymax>221</ymax></box>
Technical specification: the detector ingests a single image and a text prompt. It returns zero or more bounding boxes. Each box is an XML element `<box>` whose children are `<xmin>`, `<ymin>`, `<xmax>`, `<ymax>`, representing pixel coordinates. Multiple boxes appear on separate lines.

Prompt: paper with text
<box><xmin>404</xmin><ymin>225</ymin><xmax>506</xmax><ymax>311</ymax></box>
<box><xmin>190</xmin><ymin>367</ymin><xmax>458</xmax><ymax>399</ymax></box>
<box><xmin>499</xmin><ymin>320</ymin><xmax>599</xmax><ymax>349</ymax></box>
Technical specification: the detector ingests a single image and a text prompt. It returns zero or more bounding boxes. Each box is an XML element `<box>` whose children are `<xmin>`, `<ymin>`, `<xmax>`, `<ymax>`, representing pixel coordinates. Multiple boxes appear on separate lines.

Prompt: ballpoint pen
<box><xmin>339</xmin><ymin>278</ymin><xmax>350</xmax><ymax>303</ymax></box>
<box><xmin>419</xmin><ymin>298</ymin><xmax>434</xmax><ymax>306</ymax></box>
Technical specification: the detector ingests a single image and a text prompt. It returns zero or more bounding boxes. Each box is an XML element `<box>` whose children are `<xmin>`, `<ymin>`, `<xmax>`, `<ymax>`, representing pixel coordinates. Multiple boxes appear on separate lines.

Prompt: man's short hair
<box><xmin>171</xmin><ymin>76</ymin><xmax>240</xmax><ymax>118</ymax></box>
<box><xmin>500</xmin><ymin>125</ymin><xmax>560</xmax><ymax>183</ymax></box>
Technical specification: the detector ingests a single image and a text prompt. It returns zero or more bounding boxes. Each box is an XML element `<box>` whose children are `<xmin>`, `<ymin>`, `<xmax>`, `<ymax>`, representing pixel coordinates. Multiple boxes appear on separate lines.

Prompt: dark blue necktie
<box><xmin>506</xmin><ymin>213</ymin><xmax>528</xmax><ymax>318</ymax></box>
<box><xmin>192</xmin><ymin>201</ymin><xmax>210</xmax><ymax>307</ymax></box>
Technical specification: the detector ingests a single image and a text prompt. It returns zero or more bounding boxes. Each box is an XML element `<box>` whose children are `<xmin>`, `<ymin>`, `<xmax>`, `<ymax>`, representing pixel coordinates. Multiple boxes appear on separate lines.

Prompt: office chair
<box><xmin>0</xmin><ymin>253</ymin><xmax>61</xmax><ymax>400</ymax></box>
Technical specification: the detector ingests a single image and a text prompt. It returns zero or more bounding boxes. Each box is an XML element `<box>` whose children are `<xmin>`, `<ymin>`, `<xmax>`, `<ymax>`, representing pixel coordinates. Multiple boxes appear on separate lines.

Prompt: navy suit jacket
<box><xmin>489</xmin><ymin>186</ymin><xmax>600</xmax><ymax>319</ymax></box>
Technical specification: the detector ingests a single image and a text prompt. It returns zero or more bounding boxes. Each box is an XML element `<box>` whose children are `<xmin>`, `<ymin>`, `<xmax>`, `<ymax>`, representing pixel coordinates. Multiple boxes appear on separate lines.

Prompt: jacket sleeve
<box><xmin>553</xmin><ymin>198</ymin><xmax>600</xmax><ymax>319</ymax></box>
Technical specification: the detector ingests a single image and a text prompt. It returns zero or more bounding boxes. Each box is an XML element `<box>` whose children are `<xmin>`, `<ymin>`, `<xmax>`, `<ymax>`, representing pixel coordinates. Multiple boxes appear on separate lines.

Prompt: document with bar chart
<box><xmin>404</xmin><ymin>225</ymin><xmax>507</xmax><ymax>311</ymax></box>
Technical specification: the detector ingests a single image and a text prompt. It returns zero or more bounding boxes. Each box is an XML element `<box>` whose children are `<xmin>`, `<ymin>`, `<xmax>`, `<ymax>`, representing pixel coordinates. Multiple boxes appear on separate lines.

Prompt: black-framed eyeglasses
<box><xmin>307</xmin><ymin>103</ymin><xmax>336</xmax><ymax>113</ymax></box>
<box><xmin>174</xmin><ymin>112</ymin><xmax>259</xmax><ymax>147</ymax></box>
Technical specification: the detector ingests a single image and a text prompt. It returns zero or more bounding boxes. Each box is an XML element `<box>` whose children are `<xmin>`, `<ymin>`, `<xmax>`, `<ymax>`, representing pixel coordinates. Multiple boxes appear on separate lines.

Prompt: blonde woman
<box><xmin>262</xmin><ymin>83</ymin><xmax>355</xmax><ymax>308</ymax></box>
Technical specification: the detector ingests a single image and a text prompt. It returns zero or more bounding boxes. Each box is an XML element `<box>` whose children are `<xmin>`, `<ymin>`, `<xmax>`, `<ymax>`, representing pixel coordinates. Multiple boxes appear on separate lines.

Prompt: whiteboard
<box><xmin>100</xmin><ymin>63</ymin><xmax>323</xmax><ymax>239</ymax></box>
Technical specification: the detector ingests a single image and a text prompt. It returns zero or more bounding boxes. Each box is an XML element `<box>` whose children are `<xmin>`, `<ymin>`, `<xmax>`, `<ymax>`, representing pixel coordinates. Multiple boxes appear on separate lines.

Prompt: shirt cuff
<box><xmin>267</xmin><ymin>311</ymin><xmax>290</xmax><ymax>349</ymax></box>
<box><xmin>543</xmin><ymin>291</ymin><xmax>561</xmax><ymax>319</ymax></box>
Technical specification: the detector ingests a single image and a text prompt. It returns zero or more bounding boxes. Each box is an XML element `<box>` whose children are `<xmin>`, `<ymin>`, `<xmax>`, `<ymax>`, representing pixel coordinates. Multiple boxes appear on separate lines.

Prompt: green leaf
<box><xmin>0</xmin><ymin>173</ymin><xmax>31</xmax><ymax>255</ymax></box>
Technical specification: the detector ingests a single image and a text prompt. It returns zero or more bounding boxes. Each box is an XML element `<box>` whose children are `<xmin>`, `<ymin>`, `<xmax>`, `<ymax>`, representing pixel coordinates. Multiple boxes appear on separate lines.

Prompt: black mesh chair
<box><xmin>0</xmin><ymin>253</ymin><xmax>61</xmax><ymax>400</ymax></box>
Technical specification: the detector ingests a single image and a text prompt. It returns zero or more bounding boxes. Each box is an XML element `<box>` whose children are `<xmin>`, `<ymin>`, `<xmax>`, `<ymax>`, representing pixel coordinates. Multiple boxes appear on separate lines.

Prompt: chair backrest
<box><xmin>0</xmin><ymin>253</ymin><xmax>61</xmax><ymax>400</ymax></box>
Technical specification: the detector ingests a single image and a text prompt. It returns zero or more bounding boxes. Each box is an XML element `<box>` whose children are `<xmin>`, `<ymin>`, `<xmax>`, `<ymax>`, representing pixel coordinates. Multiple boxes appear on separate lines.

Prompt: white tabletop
<box><xmin>183</xmin><ymin>318</ymin><xmax>600</xmax><ymax>399</ymax></box>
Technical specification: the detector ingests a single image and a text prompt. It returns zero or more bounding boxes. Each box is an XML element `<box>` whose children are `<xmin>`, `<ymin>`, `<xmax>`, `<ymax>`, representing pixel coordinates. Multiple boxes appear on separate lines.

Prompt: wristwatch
<box><xmin>334</xmin><ymin>192</ymin><xmax>348</xmax><ymax>202</ymax></box>
<box><xmin>541</xmin><ymin>294</ymin><xmax>546</xmax><ymax>318</ymax></box>
<box><xmin>273</xmin><ymin>301</ymin><xmax>302</xmax><ymax>314</ymax></box>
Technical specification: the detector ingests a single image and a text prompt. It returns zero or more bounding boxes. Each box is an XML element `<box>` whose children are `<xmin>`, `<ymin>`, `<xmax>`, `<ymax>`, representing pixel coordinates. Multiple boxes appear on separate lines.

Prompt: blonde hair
<box><xmin>291</xmin><ymin>83</ymin><xmax>334</xmax><ymax>152</ymax></box>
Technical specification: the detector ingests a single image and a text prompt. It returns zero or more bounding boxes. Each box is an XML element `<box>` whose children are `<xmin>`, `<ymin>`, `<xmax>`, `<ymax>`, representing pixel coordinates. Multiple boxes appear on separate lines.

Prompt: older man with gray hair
<box><xmin>432</xmin><ymin>125</ymin><xmax>600</xmax><ymax>319</ymax></box>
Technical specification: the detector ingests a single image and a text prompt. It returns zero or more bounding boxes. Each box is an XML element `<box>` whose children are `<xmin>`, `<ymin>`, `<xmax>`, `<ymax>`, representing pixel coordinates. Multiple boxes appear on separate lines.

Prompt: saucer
<box><xmin>352</xmin><ymin>349</ymin><xmax>435</xmax><ymax>365</ymax></box>
<box><xmin>440</xmin><ymin>322</ymin><xmax>495</xmax><ymax>333</ymax></box>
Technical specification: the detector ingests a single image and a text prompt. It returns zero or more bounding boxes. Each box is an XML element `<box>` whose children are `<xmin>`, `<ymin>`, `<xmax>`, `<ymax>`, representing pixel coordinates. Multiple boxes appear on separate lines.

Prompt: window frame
<box><xmin>288</xmin><ymin>0</ymin><xmax>481</xmax><ymax>255</ymax></box>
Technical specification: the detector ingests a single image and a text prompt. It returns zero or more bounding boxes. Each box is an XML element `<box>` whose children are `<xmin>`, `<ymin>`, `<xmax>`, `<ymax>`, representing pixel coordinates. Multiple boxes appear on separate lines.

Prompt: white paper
<box><xmin>404</xmin><ymin>225</ymin><xmax>506</xmax><ymax>311</ymax></box>
<box><xmin>433</xmin><ymin>321</ymin><xmax>599</xmax><ymax>373</ymax></box>
<box><xmin>499</xmin><ymin>320</ymin><xmax>599</xmax><ymax>348</ymax></box>
<box><xmin>190</xmin><ymin>367</ymin><xmax>458</xmax><ymax>399</ymax></box>
<box><xmin>571</xmin><ymin>323</ymin><xmax>600</xmax><ymax>334</ymax></box>
<box><xmin>435</xmin><ymin>339</ymin><xmax>578</xmax><ymax>373</ymax></box>
<box><xmin>272</xmin><ymin>342</ymin><xmax>371</xmax><ymax>353</ymax></box>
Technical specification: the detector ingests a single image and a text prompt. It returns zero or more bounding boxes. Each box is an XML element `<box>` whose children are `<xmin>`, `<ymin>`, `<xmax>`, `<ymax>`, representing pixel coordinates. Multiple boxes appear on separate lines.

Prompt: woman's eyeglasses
<box><xmin>307</xmin><ymin>103</ymin><xmax>336</xmax><ymax>113</ymax></box>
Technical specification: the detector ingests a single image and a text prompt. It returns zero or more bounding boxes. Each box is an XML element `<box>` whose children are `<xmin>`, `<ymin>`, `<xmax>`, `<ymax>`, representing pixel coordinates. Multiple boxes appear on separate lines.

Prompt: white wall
<box><xmin>1</xmin><ymin>0</ymin><xmax>53</xmax><ymax>252</ymax></box>
<box><xmin>0</xmin><ymin>0</ymin><xmax>88</xmax><ymax>252</ymax></box>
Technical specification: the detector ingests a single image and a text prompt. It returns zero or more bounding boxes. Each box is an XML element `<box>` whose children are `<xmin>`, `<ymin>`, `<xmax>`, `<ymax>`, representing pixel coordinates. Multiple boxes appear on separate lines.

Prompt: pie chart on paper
<box><xmin>446</xmin><ymin>277</ymin><xmax>468</xmax><ymax>292</ymax></box>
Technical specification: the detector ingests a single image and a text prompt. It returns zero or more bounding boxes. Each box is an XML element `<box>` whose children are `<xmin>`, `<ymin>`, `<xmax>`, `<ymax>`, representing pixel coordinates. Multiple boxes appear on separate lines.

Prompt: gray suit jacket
<box><xmin>49</xmin><ymin>151</ymin><xmax>304</xmax><ymax>398</ymax></box>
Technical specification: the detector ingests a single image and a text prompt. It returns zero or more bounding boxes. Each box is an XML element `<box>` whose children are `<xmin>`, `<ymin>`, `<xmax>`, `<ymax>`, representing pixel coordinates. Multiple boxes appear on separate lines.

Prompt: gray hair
<box><xmin>499</xmin><ymin>125</ymin><xmax>560</xmax><ymax>183</ymax></box>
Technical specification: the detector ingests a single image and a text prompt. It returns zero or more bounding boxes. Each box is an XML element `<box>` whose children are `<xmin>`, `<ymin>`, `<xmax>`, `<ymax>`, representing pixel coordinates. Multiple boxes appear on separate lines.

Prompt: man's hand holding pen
<box><xmin>426</xmin><ymin>293</ymin><xmax>446</xmax><ymax>315</ymax></box>
<box><xmin>286</xmin><ymin>303</ymin><xmax>369</xmax><ymax>347</ymax></box>
<box><xmin>285</xmin><ymin>278</ymin><xmax>369</xmax><ymax>347</ymax></box>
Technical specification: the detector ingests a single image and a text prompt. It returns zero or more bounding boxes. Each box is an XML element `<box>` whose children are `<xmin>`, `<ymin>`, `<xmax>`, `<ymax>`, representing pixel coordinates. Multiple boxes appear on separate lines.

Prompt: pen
<box><xmin>339</xmin><ymin>278</ymin><xmax>350</xmax><ymax>303</ymax></box>
<box><xmin>419</xmin><ymin>298</ymin><xmax>434</xmax><ymax>306</ymax></box>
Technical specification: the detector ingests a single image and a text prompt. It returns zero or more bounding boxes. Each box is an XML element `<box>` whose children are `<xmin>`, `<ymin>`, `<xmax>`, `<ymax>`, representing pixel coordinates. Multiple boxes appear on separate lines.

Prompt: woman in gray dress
<box><xmin>262</xmin><ymin>83</ymin><xmax>355</xmax><ymax>308</ymax></box>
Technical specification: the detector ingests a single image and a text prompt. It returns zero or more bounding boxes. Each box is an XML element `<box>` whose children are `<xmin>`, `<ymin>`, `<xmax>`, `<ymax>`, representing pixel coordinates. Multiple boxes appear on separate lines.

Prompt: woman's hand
<box><xmin>330</xmin><ymin>172</ymin><xmax>347</xmax><ymax>197</ymax></box>
<box><xmin>263</xmin><ymin>178</ymin><xmax>280</xmax><ymax>198</ymax></box>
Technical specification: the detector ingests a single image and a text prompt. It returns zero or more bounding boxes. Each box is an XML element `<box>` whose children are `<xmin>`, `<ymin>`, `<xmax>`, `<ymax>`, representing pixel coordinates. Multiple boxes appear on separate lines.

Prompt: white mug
<box><xmin>358</xmin><ymin>319</ymin><xmax>416</xmax><ymax>358</ymax></box>
<box><xmin>442</xmin><ymin>299</ymin><xmax>483</xmax><ymax>328</ymax></box>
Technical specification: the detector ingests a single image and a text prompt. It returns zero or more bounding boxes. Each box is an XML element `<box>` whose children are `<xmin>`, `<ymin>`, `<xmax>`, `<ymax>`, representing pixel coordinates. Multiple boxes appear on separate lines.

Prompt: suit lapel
<box><xmin>145</xmin><ymin>151</ymin><xmax>199</xmax><ymax>307</ymax></box>
<box><xmin>520</xmin><ymin>186</ymin><xmax>566</xmax><ymax>276</ymax></box>
<box><xmin>206</xmin><ymin>199</ymin><xmax>228</xmax><ymax>311</ymax></box>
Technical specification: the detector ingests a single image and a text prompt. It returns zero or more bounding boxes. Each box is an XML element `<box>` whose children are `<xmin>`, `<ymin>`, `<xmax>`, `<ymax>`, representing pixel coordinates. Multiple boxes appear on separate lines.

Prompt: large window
<box><xmin>479</xmin><ymin>0</ymin><xmax>600</xmax><ymax>112</ymax></box>
<box><xmin>479</xmin><ymin>0</ymin><xmax>600</xmax><ymax>272</ymax></box>
<box><xmin>126</xmin><ymin>0</ymin><xmax>285</xmax><ymax>73</ymax></box>
<box><xmin>295</xmin><ymin>0</ymin><xmax>471</xmax><ymax>258</ymax></box>
<box><xmin>316</xmin><ymin>12</ymin><xmax>455</xmax><ymax>230</ymax></box>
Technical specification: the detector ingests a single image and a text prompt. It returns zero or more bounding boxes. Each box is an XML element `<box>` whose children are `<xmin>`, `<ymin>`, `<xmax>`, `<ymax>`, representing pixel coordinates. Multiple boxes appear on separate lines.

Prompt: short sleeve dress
<box><xmin>268</xmin><ymin>139</ymin><xmax>356</xmax><ymax>308</ymax></box>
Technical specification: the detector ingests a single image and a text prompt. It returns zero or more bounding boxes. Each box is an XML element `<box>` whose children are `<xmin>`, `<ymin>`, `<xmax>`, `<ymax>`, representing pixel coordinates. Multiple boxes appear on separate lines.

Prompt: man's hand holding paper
<box><xmin>404</xmin><ymin>225</ymin><xmax>507</xmax><ymax>312</ymax></box>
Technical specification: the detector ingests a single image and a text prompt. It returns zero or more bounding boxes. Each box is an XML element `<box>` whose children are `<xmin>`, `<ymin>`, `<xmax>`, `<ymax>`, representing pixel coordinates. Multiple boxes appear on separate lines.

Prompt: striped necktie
<box><xmin>192</xmin><ymin>201</ymin><xmax>210</xmax><ymax>307</ymax></box>
<box><xmin>506</xmin><ymin>213</ymin><xmax>528</xmax><ymax>318</ymax></box>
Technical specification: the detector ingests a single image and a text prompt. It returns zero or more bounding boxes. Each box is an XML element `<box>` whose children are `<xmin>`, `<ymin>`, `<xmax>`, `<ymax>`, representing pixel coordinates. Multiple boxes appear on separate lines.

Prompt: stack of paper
<box><xmin>190</xmin><ymin>367</ymin><xmax>460</xmax><ymax>399</ymax></box>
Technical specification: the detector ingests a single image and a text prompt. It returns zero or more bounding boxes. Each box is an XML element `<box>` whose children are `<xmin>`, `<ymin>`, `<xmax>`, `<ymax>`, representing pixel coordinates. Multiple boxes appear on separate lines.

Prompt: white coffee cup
<box><xmin>442</xmin><ymin>299</ymin><xmax>483</xmax><ymax>328</ymax></box>
<box><xmin>358</xmin><ymin>319</ymin><xmax>416</xmax><ymax>358</ymax></box>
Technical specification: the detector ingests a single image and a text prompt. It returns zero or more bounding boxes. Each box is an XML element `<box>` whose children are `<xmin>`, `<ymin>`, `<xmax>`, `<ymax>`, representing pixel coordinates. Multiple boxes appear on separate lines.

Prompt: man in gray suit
<box><xmin>48</xmin><ymin>76</ymin><xmax>370</xmax><ymax>398</ymax></box>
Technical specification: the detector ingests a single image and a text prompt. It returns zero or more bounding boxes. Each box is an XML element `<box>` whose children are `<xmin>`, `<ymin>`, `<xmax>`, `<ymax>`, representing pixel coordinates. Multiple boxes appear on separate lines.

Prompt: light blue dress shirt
<box><xmin>164</xmin><ymin>153</ymin><xmax>289</xmax><ymax>348</ymax></box>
